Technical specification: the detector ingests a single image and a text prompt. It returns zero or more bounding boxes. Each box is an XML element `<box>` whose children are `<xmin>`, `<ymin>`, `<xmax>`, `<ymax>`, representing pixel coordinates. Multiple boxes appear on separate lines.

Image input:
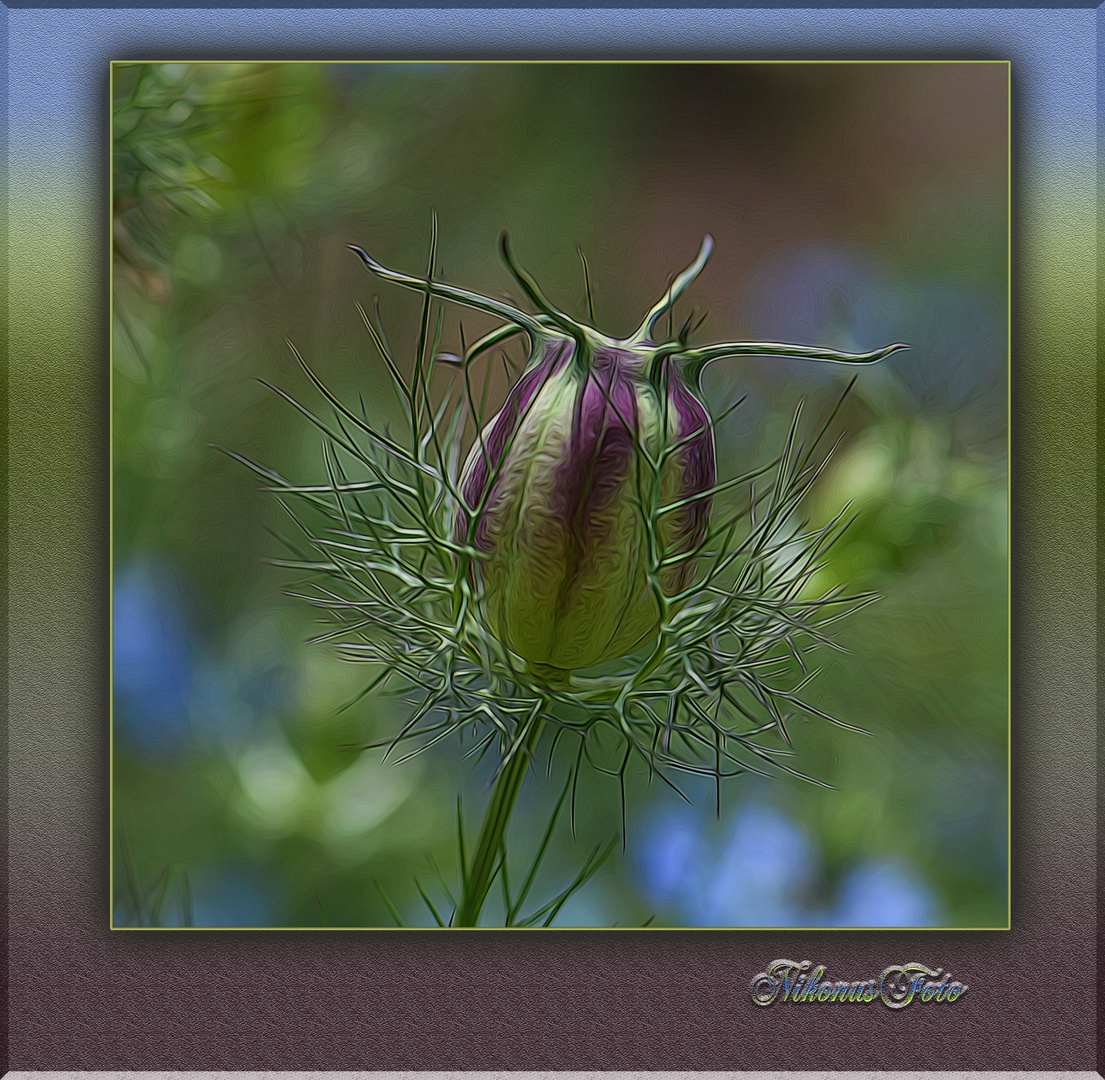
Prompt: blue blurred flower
<box><xmin>639</xmin><ymin>798</ymin><xmax>941</xmax><ymax>928</ymax></box>
<box><xmin>700</xmin><ymin>804</ymin><xmax>817</xmax><ymax>927</ymax></box>
<box><xmin>744</xmin><ymin>243</ymin><xmax>1004</xmax><ymax>409</ymax></box>
<box><xmin>189</xmin><ymin>863</ymin><xmax>278</xmax><ymax>928</ymax></box>
<box><xmin>638</xmin><ymin>800</ymin><xmax>818</xmax><ymax>927</ymax></box>
<box><xmin>114</xmin><ymin>559</ymin><xmax>294</xmax><ymax>758</ymax></box>
<box><xmin>637</xmin><ymin>805</ymin><xmax>704</xmax><ymax>904</ymax></box>
<box><xmin>831</xmin><ymin>857</ymin><xmax>939</xmax><ymax>928</ymax></box>
<box><xmin>113</xmin><ymin>559</ymin><xmax>196</xmax><ymax>758</ymax></box>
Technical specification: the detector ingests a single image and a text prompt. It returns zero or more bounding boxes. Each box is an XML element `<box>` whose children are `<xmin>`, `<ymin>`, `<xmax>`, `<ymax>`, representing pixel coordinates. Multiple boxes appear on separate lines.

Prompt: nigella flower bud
<box><xmin>455</xmin><ymin>337</ymin><xmax>715</xmax><ymax>673</ymax></box>
<box><xmin>349</xmin><ymin>230</ymin><xmax>906</xmax><ymax>681</ymax></box>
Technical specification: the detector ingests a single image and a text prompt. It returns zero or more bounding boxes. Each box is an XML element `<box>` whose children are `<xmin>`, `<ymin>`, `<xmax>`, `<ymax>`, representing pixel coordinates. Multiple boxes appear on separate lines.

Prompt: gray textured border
<box><xmin>5</xmin><ymin>1072</ymin><xmax>1102</xmax><ymax>1080</ymax></box>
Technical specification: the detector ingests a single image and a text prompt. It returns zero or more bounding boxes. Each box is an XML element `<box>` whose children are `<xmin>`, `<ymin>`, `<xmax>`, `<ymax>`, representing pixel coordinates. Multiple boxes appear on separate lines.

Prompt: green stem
<box><xmin>456</xmin><ymin>716</ymin><xmax>545</xmax><ymax>927</ymax></box>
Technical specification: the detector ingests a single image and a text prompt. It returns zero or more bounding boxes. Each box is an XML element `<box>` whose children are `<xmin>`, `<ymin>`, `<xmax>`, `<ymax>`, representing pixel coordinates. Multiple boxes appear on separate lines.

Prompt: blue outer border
<box><xmin>6</xmin><ymin>10</ymin><xmax>1095</xmax><ymax>176</ymax></box>
<box><xmin>2</xmin><ymin>0</ymin><xmax>1098</xmax><ymax>7</ymax></box>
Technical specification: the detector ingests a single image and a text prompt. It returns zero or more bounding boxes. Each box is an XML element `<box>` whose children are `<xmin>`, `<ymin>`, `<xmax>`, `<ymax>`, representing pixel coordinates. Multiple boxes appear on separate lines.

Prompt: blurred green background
<box><xmin>111</xmin><ymin>61</ymin><xmax>1008</xmax><ymax>929</ymax></box>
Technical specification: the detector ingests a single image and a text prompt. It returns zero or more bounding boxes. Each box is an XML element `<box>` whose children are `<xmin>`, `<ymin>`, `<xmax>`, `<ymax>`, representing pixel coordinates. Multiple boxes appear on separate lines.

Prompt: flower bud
<box><xmin>456</xmin><ymin>337</ymin><xmax>714</xmax><ymax>673</ymax></box>
<box><xmin>349</xmin><ymin>230</ymin><xmax>906</xmax><ymax>680</ymax></box>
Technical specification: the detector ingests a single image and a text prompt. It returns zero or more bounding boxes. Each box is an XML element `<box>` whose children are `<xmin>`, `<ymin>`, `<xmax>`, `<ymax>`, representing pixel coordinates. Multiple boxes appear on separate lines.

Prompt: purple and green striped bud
<box><xmin>350</xmin><ymin>232</ymin><xmax>906</xmax><ymax>678</ymax></box>
<box><xmin>455</xmin><ymin>335</ymin><xmax>715</xmax><ymax>672</ymax></box>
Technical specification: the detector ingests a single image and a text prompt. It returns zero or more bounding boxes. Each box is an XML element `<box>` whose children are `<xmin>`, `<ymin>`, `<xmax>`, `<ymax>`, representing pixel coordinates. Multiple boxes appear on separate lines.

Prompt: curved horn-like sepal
<box><xmin>348</xmin><ymin>243</ymin><xmax>544</xmax><ymax>337</ymax></box>
<box><xmin>498</xmin><ymin>231</ymin><xmax>582</xmax><ymax>340</ymax></box>
<box><xmin>634</xmin><ymin>235</ymin><xmax>714</xmax><ymax>343</ymax></box>
<box><xmin>676</xmin><ymin>339</ymin><xmax>909</xmax><ymax>379</ymax></box>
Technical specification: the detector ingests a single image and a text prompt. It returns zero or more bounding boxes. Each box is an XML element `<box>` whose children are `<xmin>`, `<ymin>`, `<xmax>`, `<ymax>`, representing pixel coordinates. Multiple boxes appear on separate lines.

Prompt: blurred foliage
<box><xmin>112</xmin><ymin>61</ymin><xmax>1008</xmax><ymax>928</ymax></box>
